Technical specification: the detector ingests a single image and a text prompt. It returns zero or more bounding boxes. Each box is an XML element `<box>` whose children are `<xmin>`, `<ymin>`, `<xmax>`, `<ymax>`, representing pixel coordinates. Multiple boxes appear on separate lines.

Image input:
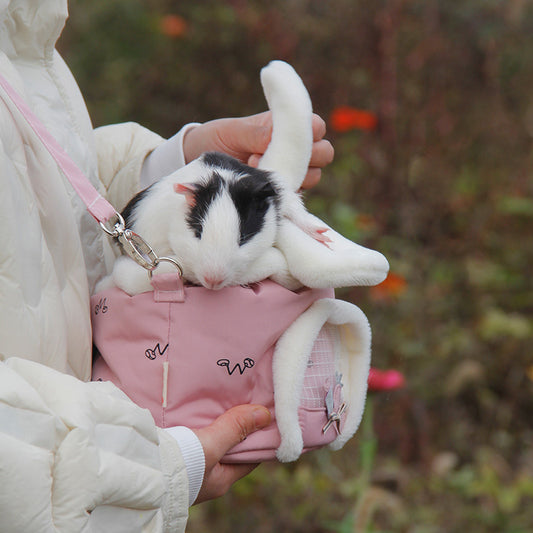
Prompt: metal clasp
<box><xmin>117</xmin><ymin>229</ymin><xmax>159</xmax><ymax>271</ymax></box>
<box><xmin>322</xmin><ymin>402</ymin><xmax>347</xmax><ymax>435</ymax></box>
<box><xmin>99</xmin><ymin>212</ymin><xmax>126</xmax><ymax>238</ymax></box>
<box><xmin>99</xmin><ymin>212</ymin><xmax>183</xmax><ymax>279</ymax></box>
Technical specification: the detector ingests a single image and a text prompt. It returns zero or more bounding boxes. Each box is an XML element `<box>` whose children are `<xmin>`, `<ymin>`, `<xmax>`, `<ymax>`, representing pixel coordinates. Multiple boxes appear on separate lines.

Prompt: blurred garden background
<box><xmin>59</xmin><ymin>1</ymin><xmax>533</xmax><ymax>531</ymax></box>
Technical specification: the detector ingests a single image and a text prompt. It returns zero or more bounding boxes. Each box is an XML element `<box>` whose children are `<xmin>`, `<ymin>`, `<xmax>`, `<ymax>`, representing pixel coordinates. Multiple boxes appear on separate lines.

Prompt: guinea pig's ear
<box><xmin>174</xmin><ymin>183</ymin><xmax>198</xmax><ymax>208</ymax></box>
<box><xmin>247</xmin><ymin>174</ymin><xmax>278</xmax><ymax>201</ymax></box>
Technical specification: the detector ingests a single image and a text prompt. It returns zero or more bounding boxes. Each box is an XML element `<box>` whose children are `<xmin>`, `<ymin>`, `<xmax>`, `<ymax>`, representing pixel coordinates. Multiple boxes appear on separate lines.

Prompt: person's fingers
<box><xmin>194</xmin><ymin>405</ymin><xmax>271</xmax><ymax>465</ymax></box>
<box><xmin>192</xmin><ymin>405</ymin><xmax>270</xmax><ymax>504</ymax></box>
<box><xmin>185</xmin><ymin>111</ymin><xmax>332</xmax><ymax>189</ymax></box>
<box><xmin>245</xmin><ymin>111</ymin><xmax>272</xmax><ymax>129</ymax></box>
<box><xmin>237</xmin><ymin>119</ymin><xmax>272</xmax><ymax>156</ymax></box>
<box><xmin>248</xmin><ymin>136</ymin><xmax>333</xmax><ymax>178</ymax></box>
<box><xmin>249</xmin><ymin>112</ymin><xmax>328</xmax><ymax>146</ymax></box>
<box><xmin>247</xmin><ymin>153</ymin><xmax>261</xmax><ymax>167</ymax></box>
<box><xmin>309</xmin><ymin>139</ymin><xmax>334</xmax><ymax>168</ymax></box>
<box><xmin>311</xmin><ymin>114</ymin><xmax>327</xmax><ymax>141</ymax></box>
<box><xmin>300</xmin><ymin>168</ymin><xmax>322</xmax><ymax>190</ymax></box>
<box><xmin>195</xmin><ymin>462</ymin><xmax>259</xmax><ymax>503</ymax></box>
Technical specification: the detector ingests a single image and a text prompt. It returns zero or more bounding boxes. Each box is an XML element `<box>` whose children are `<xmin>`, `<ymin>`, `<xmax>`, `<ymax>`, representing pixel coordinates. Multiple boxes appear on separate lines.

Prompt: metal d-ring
<box><xmin>148</xmin><ymin>256</ymin><xmax>184</xmax><ymax>279</ymax></box>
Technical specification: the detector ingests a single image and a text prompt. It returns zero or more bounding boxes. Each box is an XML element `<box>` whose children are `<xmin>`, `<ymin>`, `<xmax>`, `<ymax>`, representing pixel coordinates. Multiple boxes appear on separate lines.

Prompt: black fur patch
<box><xmin>228</xmin><ymin>169</ymin><xmax>279</xmax><ymax>246</ymax></box>
<box><xmin>187</xmin><ymin>152</ymin><xmax>280</xmax><ymax>244</ymax></box>
<box><xmin>186</xmin><ymin>173</ymin><xmax>225</xmax><ymax>239</ymax></box>
<box><xmin>201</xmin><ymin>152</ymin><xmax>252</xmax><ymax>176</ymax></box>
<box><xmin>121</xmin><ymin>185</ymin><xmax>153</xmax><ymax>228</ymax></box>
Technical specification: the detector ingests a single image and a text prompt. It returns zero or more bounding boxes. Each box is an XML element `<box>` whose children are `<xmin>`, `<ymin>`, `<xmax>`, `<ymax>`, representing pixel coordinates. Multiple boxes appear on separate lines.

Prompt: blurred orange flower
<box><xmin>160</xmin><ymin>14</ymin><xmax>188</xmax><ymax>38</ymax></box>
<box><xmin>330</xmin><ymin>106</ymin><xmax>378</xmax><ymax>132</ymax></box>
<box><xmin>370</xmin><ymin>272</ymin><xmax>407</xmax><ymax>301</ymax></box>
<box><xmin>355</xmin><ymin>213</ymin><xmax>377</xmax><ymax>231</ymax></box>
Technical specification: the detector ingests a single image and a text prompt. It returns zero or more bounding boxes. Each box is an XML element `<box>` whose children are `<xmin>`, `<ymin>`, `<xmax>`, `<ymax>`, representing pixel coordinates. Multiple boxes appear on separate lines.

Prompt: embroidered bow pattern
<box><xmin>217</xmin><ymin>358</ymin><xmax>255</xmax><ymax>376</ymax></box>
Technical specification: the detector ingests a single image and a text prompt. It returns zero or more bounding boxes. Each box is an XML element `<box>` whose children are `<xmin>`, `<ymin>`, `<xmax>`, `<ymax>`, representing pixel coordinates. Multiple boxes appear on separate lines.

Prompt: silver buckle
<box><xmin>117</xmin><ymin>229</ymin><xmax>159</xmax><ymax>271</ymax></box>
<box><xmin>99</xmin><ymin>212</ymin><xmax>183</xmax><ymax>278</ymax></box>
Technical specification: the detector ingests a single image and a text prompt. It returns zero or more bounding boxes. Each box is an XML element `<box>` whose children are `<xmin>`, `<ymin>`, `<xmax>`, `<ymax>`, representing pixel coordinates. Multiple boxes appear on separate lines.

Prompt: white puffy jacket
<box><xmin>0</xmin><ymin>0</ymin><xmax>191</xmax><ymax>530</ymax></box>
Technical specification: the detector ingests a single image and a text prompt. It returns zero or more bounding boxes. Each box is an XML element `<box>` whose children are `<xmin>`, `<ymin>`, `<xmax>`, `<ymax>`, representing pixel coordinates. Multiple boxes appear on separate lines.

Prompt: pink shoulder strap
<box><xmin>0</xmin><ymin>72</ymin><xmax>184</xmax><ymax>274</ymax></box>
<box><xmin>0</xmin><ymin>73</ymin><xmax>117</xmax><ymax>223</ymax></box>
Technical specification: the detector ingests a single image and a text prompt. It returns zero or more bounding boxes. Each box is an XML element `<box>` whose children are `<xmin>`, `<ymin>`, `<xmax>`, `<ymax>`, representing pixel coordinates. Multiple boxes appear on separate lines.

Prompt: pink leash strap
<box><xmin>0</xmin><ymin>73</ymin><xmax>117</xmax><ymax>223</ymax></box>
<box><xmin>0</xmin><ymin>72</ymin><xmax>185</xmax><ymax>275</ymax></box>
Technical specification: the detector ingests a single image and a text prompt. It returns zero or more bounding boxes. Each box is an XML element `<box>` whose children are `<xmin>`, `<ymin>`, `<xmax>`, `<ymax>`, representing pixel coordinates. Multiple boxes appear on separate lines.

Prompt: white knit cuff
<box><xmin>164</xmin><ymin>425</ymin><xmax>205</xmax><ymax>506</ymax></box>
<box><xmin>140</xmin><ymin>122</ymin><xmax>201</xmax><ymax>188</ymax></box>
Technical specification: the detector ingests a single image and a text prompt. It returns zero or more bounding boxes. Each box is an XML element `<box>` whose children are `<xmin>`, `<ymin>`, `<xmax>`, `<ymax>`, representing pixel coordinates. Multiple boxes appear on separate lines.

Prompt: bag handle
<box><xmin>0</xmin><ymin>73</ymin><xmax>183</xmax><ymax>277</ymax></box>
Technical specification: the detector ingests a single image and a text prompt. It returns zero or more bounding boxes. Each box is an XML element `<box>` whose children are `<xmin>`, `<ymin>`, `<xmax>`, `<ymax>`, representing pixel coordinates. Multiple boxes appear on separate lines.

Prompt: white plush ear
<box><xmin>274</xmin><ymin>298</ymin><xmax>372</xmax><ymax>462</ymax></box>
<box><xmin>258</xmin><ymin>61</ymin><xmax>313</xmax><ymax>191</ymax></box>
<box><xmin>276</xmin><ymin>214</ymin><xmax>389</xmax><ymax>289</ymax></box>
<box><xmin>258</xmin><ymin>60</ymin><xmax>389</xmax><ymax>289</ymax></box>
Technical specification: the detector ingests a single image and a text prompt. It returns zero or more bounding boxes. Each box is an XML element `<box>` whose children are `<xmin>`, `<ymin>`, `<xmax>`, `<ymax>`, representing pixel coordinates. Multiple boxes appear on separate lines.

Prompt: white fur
<box><xmin>110</xmin><ymin>157</ymin><xmax>283</xmax><ymax>294</ymax></box>
<box><xmin>104</xmin><ymin>59</ymin><xmax>389</xmax><ymax>296</ymax></box>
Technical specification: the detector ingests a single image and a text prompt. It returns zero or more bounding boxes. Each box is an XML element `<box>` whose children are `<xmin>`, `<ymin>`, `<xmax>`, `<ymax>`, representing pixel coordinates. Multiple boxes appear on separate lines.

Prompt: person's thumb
<box><xmin>239</xmin><ymin>113</ymin><xmax>272</xmax><ymax>154</ymax></box>
<box><xmin>195</xmin><ymin>405</ymin><xmax>271</xmax><ymax>464</ymax></box>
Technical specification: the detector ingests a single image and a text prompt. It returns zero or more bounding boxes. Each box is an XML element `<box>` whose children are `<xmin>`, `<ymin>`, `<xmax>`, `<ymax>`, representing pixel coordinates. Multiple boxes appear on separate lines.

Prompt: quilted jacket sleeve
<box><xmin>93</xmin><ymin>122</ymin><xmax>164</xmax><ymax>212</ymax></box>
<box><xmin>0</xmin><ymin>357</ymin><xmax>189</xmax><ymax>533</ymax></box>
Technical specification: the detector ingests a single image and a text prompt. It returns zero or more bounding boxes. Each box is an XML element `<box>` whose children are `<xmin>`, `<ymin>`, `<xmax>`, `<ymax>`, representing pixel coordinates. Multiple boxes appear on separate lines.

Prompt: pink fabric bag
<box><xmin>92</xmin><ymin>275</ymin><xmax>371</xmax><ymax>463</ymax></box>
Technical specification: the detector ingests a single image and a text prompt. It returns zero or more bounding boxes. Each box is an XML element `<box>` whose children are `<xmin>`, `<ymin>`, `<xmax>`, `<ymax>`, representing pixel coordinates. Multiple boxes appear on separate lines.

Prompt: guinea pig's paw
<box><xmin>260</xmin><ymin>247</ymin><xmax>302</xmax><ymax>289</ymax></box>
<box><xmin>243</xmin><ymin>247</ymin><xmax>290</xmax><ymax>285</ymax></box>
<box><xmin>112</xmin><ymin>256</ymin><xmax>152</xmax><ymax>295</ymax></box>
<box><xmin>270</xmin><ymin>270</ymin><xmax>303</xmax><ymax>291</ymax></box>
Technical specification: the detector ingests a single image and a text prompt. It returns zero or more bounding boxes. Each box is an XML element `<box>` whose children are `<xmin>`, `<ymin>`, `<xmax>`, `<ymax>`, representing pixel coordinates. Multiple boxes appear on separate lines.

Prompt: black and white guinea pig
<box><xmin>110</xmin><ymin>151</ymin><xmax>300</xmax><ymax>294</ymax></box>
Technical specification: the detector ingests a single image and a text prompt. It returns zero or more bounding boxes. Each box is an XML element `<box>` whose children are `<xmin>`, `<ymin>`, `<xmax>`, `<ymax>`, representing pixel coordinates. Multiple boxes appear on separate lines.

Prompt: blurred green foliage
<box><xmin>60</xmin><ymin>0</ymin><xmax>533</xmax><ymax>531</ymax></box>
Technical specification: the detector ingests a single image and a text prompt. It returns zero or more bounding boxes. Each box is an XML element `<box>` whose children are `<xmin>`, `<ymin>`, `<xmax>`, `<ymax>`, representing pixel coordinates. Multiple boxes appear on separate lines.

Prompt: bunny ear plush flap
<box><xmin>259</xmin><ymin>61</ymin><xmax>389</xmax><ymax>289</ymax></box>
<box><xmin>277</xmin><ymin>215</ymin><xmax>389</xmax><ymax>289</ymax></box>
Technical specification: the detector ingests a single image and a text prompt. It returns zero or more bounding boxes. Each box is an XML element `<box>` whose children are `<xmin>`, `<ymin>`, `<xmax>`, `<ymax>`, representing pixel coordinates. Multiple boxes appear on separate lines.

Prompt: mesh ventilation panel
<box><xmin>300</xmin><ymin>324</ymin><xmax>340</xmax><ymax>409</ymax></box>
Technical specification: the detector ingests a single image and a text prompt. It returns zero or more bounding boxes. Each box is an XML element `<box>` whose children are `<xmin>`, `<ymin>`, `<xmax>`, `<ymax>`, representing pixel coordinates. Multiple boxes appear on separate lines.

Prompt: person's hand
<box><xmin>183</xmin><ymin>112</ymin><xmax>334</xmax><ymax>189</ymax></box>
<box><xmin>192</xmin><ymin>404</ymin><xmax>271</xmax><ymax>504</ymax></box>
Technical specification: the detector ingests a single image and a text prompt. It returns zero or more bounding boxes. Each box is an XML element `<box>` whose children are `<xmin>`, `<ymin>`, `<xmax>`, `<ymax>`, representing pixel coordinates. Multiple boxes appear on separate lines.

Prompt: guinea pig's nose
<box><xmin>203</xmin><ymin>274</ymin><xmax>226</xmax><ymax>290</ymax></box>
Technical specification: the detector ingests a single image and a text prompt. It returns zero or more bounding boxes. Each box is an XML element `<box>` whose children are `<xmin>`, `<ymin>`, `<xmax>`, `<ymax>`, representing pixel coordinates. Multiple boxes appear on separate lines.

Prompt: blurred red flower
<box><xmin>370</xmin><ymin>272</ymin><xmax>407</xmax><ymax>301</ymax></box>
<box><xmin>330</xmin><ymin>106</ymin><xmax>378</xmax><ymax>132</ymax></box>
<box><xmin>160</xmin><ymin>14</ymin><xmax>188</xmax><ymax>38</ymax></box>
<box><xmin>368</xmin><ymin>367</ymin><xmax>406</xmax><ymax>391</ymax></box>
